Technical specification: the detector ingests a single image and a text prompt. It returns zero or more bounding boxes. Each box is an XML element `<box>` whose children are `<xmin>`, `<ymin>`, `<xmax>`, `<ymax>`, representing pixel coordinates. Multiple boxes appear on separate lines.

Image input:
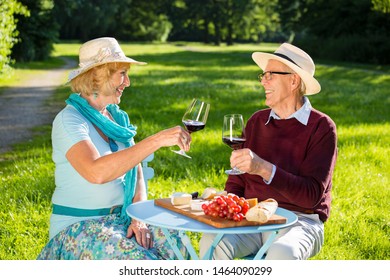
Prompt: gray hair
<box><xmin>299</xmin><ymin>80</ymin><xmax>306</xmax><ymax>96</ymax></box>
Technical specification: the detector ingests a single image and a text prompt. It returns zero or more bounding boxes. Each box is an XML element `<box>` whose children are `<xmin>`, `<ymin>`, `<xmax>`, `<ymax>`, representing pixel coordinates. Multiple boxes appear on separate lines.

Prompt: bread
<box><xmin>245</xmin><ymin>198</ymin><xmax>278</xmax><ymax>223</ymax></box>
<box><xmin>171</xmin><ymin>192</ymin><xmax>192</xmax><ymax>206</ymax></box>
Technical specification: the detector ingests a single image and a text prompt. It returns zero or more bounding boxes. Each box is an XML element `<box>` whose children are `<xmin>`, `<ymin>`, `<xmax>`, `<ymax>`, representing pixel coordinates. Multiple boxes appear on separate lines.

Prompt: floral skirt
<box><xmin>37</xmin><ymin>214</ymin><xmax>189</xmax><ymax>260</ymax></box>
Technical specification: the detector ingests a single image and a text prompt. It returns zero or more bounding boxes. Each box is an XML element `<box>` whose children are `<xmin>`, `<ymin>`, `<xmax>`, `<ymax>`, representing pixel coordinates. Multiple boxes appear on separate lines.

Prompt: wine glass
<box><xmin>222</xmin><ymin>114</ymin><xmax>246</xmax><ymax>175</ymax></box>
<box><xmin>172</xmin><ymin>98</ymin><xmax>210</xmax><ymax>158</ymax></box>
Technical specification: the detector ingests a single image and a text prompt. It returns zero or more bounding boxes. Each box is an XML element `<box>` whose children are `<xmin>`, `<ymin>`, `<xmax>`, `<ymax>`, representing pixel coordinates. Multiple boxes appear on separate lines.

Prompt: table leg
<box><xmin>252</xmin><ymin>230</ymin><xmax>278</xmax><ymax>260</ymax></box>
<box><xmin>178</xmin><ymin>231</ymin><xmax>199</xmax><ymax>260</ymax></box>
<box><xmin>201</xmin><ymin>233</ymin><xmax>224</xmax><ymax>260</ymax></box>
<box><xmin>161</xmin><ymin>228</ymin><xmax>199</xmax><ymax>260</ymax></box>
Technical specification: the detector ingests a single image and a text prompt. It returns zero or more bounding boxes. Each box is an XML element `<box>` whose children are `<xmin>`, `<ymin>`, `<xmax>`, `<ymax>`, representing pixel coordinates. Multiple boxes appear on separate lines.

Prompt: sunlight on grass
<box><xmin>312</xmin><ymin>123</ymin><xmax>390</xmax><ymax>260</ymax></box>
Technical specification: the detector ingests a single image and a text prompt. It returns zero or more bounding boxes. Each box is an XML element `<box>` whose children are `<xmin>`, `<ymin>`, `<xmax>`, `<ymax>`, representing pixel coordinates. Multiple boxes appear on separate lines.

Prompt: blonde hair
<box><xmin>70</xmin><ymin>62</ymin><xmax>130</xmax><ymax>96</ymax></box>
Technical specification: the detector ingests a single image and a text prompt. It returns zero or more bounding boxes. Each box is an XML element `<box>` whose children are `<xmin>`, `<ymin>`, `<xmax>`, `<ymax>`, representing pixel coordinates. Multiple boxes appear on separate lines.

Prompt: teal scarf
<box><xmin>66</xmin><ymin>93</ymin><xmax>137</xmax><ymax>223</ymax></box>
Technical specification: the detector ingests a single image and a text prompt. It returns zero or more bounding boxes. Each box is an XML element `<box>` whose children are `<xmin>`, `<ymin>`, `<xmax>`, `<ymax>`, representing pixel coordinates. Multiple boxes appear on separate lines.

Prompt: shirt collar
<box><xmin>265</xmin><ymin>96</ymin><xmax>312</xmax><ymax>126</ymax></box>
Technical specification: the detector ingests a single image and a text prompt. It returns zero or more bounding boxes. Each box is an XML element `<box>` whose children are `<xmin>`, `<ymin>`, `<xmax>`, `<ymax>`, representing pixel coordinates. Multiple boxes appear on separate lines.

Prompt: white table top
<box><xmin>127</xmin><ymin>200</ymin><xmax>298</xmax><ymax>234</ymax></box>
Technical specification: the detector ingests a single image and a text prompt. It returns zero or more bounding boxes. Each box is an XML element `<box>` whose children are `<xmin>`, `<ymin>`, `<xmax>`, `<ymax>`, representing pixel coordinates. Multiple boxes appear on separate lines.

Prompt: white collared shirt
<box><xmin>265</xmin><ymin>96</ymin><xmax>312</xmax><ymax>126</ymax></box>
<box><xmin>263</xmin><ymin>97</ymin><xmax>312</xmax><ymax>184</ymax></box>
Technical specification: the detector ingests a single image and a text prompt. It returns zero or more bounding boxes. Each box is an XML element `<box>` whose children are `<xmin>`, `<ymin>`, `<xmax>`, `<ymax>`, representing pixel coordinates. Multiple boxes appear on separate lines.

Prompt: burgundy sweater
<box><xmin>225</xmin><ymin>108</ymin><xmax>337</xmax><ymax>222</ymax></box>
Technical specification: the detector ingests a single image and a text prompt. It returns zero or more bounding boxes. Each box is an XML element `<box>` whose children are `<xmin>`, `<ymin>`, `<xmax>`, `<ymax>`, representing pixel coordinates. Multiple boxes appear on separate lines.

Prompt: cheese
<box><xmin>246</xmin><ymin>198</ymin><xmax>258</xmax><ymax>208</ymax></box>
<box><xmin>171</xmin><ymin>192</ymin><xmax>192</xmax><ymax>206</ymax></box>
<box><xmin>216</xmin><ymin>190</ymin><xmax>228</xmax><ymax>196</ymax></box>
<box><xmin>190</xmin><ymin>200</ymin><xmax>206</xmax><ymax>211</ymax></box>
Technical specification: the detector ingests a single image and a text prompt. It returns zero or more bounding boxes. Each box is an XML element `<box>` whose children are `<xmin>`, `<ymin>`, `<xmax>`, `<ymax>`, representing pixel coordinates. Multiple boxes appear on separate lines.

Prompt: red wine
<box><xmin>183</xmin><ymin>120</ymin><xmax>205</xmax><ymax>133</ymax></box>
<box><xmin>222</xmin><ymin>137</ymin><xmax>246</xmax><ymax>150</ymax></box>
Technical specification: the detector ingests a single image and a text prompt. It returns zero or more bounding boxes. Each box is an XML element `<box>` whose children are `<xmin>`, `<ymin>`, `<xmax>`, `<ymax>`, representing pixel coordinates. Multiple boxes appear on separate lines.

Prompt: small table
<box><xmin>126</xmin><ymin>200</ymin><xmax>298</xmax><ymax>260</ymax></box>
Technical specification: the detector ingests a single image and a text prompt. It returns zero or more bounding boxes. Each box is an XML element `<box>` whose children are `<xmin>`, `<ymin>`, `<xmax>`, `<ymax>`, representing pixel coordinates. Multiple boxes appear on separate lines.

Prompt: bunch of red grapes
<box><xmin>201</xmin><ymin>194</ymin><xmax>250</xmax><ymax>222</ymax></box>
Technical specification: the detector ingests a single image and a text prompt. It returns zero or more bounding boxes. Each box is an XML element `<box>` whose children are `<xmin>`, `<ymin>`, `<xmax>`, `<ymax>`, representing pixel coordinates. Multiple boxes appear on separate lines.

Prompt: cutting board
<box><xmin>154</xmin><ymin>198</ymin><xmax>287</xmax><ymax>229</ymax></box>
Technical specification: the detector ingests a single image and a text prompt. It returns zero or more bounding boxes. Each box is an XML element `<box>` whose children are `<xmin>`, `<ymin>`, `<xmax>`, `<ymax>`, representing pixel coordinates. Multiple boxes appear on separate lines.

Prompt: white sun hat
<box><xmin>68</xmin><ymin>37</ymin><xmax>147</xmax><ymax>82</ymax></box>
<box><xmin>252</xmin><ymin>43</ymin><xmax>321</xmax><ymax>95</ymax></box>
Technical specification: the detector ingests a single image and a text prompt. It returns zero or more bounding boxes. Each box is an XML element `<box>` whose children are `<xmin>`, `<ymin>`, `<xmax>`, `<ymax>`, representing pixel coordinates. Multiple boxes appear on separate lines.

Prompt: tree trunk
<box><xmin>214</xmin><ymin>21</ymin><xmax>221</xmax><ymax>46</ymax></box>
<box><xmin>227</xmin><ymin>22</ymin><xmax>233</xmax><ymax>46</ymax></box>
<box><xmin>203</xmin><ymin>20</ymin><xmax>210</xmax><ymax>44</ymax></box>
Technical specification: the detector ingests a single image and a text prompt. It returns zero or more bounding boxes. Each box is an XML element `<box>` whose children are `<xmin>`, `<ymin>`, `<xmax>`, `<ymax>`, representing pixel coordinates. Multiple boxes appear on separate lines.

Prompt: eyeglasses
<box><xmin>258</xmin><ymin>71</ymin><xmax>294</xmax><ymax>81</ymax></box>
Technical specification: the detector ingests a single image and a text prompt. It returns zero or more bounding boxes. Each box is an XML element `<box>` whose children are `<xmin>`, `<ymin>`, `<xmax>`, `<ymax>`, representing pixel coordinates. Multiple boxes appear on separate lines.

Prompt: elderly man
<box><xmin>200</xmin><ymin>43</ymin><xmax>338</xmax><ymax>260</ymax></box>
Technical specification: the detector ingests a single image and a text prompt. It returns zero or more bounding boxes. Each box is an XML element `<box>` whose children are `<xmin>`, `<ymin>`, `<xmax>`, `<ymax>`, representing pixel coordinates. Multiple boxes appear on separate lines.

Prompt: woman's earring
<box><xmin>93</xmin><ymin>92</ymin><xmax>98</xmax><ymax>99</ymax></box>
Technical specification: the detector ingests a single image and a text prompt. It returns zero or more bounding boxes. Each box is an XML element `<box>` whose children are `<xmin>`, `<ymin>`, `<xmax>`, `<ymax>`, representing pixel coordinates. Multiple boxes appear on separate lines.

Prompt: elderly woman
<box><xmin>38</xmin><ymin>37</ymin><xmax>191</xmax><ymax>260</ymax></box>
<box><xmin>200</xmin><ymin>43</ymin><xmax>338</xmax><ymax>260</ymax></box>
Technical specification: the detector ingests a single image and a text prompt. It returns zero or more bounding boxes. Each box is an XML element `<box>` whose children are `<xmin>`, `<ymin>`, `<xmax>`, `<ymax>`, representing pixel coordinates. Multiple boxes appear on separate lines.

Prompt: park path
<box><xmin>0</xmin><ymin>58</ymin><xmax>77</xmax><ymax>154</ymax></box>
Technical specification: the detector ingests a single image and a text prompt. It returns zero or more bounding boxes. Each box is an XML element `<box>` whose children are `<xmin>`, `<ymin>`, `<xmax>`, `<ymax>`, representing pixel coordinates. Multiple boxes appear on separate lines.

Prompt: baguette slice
<box><xmin>245</xmin><ymin>198</ymin><xmax>278</xmax><ymax>223</ymax></box>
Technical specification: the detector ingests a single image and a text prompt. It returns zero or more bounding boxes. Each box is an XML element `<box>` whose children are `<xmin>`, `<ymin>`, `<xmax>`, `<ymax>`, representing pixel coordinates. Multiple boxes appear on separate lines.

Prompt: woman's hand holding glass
<box><xmin>172</xmin><ymin>98</ymin><xmax>210</xmax><ymax>159</ymax></box>
<box><xmin>156</xmin><ymin>126</ymin><xmax>191</xmax><ymax>152</ymax></box>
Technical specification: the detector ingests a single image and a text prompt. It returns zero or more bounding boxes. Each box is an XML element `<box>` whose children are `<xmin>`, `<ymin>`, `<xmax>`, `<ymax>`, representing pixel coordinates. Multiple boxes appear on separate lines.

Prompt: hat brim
<box><xmin>68</xmin><ymin>57</ymin><xmax>146</xmax><ymax>83</ymax></box>
<box><xmin>252</xmin><ymin>52</ymin><xmax>321</xmax><ymax>95</ymax></box>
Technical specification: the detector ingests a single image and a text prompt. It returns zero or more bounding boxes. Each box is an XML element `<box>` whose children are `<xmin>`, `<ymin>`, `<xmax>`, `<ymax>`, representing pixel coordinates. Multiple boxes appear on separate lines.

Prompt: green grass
<box><xmin>0</xmin><ymin>42</ymin><xmax>389</xmax><ymax>260</ymax></box>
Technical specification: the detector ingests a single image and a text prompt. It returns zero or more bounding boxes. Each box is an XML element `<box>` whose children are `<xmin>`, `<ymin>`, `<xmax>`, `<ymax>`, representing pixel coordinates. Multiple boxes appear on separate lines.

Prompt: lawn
<box><xmin>0</xmin><ymin>42</ymin><xmax>389</xmax><ymax>260</ymax></box>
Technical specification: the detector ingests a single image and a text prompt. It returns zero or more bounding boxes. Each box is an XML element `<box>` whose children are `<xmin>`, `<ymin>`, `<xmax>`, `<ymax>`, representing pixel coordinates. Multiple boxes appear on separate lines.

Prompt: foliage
<box><xmin>297</xmin><ymin>33</ymin><xmax>390</xmax><ymax>65</ymax></box>
<box><xmin>50</xmin><ymin>0</ymin><xmax>390</xmax><ymax>63</ymax></box>
<box><xmin>275</xmin><ymin>0</ymin><xmax>303</xmax><ymax>42</ymax></box>
<box><xmin>372</xmin><ymin>0</ymin><xmax>390</xmax><ymax>12</ymax></box>
<box><xmin>0</xmin><ymin>0</ymin><xmax>29</xmax><ymax>74</ymax></box>
<box><xmin>52</xmin><ymin>0</ymin><xmax>173</xmax><ymax>42</ymax></box>
<box><xmin>114</xmin><ymin>0</ymin><xmax>172</xmax><ymax>42</ymax></box>
<box><xmin>294</xmin><ymin>0</ymin><xmax>390</xmax><ymax>64</ymax></box>
<box><xmin>2</xmin><ymin>0</ymin><xmax>389</xmax><ymax>67</ymax></box>
<box><xmin>11</xmin><ymin>0</ymin><xmax>58</xmax><ymax>62</ymax></box>
<box><xmin>52</xmin><ymin>0</ymin><xmax>118</xmax><ymax>41</ymax></box>
<box><xmin>51</xmin><ymin>0</ymin><xmax>284</xmax><ymax>44</ymax></box>
<box><xmin>154</xmin><ymin>0</ymin><xmax>283</xmax><ymax>45</ymax></box>
<box><xmin>0</xmin><ymin>42</ymin><xmax>389</xmax><ymax>260</ymax></box>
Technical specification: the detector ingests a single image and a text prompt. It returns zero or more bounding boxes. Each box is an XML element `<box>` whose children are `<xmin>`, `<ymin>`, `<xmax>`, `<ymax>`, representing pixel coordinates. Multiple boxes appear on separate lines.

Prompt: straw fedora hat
<box><xmin>68</xmin><ymin>37</ymin><xmax>146</xmax><ymax>82</ymax></box>
<box><xmin>252</xmin><ymin>43</ymin><xmax>321</xmax><ymax>95</ymax></box>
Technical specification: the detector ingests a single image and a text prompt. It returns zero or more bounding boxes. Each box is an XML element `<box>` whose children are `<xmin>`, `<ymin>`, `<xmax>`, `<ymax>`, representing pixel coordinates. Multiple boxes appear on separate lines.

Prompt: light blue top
<box><xmin>49</xmin><ymin>105</ymin><xmax>126</xmax><ymax>239</ymax></box>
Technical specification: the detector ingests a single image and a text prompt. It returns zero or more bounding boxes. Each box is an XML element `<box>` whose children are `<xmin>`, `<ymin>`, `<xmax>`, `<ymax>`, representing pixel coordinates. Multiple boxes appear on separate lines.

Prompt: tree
<box><xmin>294</xmin><ymin>0</ymin><xmax>390</xmax><ymax>63</ymax></box>
<box><xmin>276</xmin><ymin>0</ymin><xmax>302</xmax><ymax>42</ymax></box>
<box><xmin>371</xmin><ymin>0</ymin><xmax>390</xmax><ymax>12</ymax></box>
<box><xmin>164</xmin><ymin>0</ymin><xmax>282</xmax><ymax>44</ymax></box>
<box><xmin>243</xmin><ymin>0</ymin><xmax>281</xmax><ymax>42</ymax></box>
<box><xmin>52</xmin><ymin>0</ymin><xmax>120</xmax><ymax>41</ymax></box>
<box><xmin>11</xmin><ymin>0</ymin><xmax>58</xmax><ymax>62</ymax></box>
<box><xmin>53</xmin><ymin>0</ymin><xmax>172</xmax><ymax>42</ymax></box>
<box><xmin>0</xmin><ymin>0</ymin><xmax>29</xmax><ymax>74</ymax></box>
<box><xmin>113</xmin><ymin>0</ymin><xmax>173</xmax><ymax>42</ymax></box>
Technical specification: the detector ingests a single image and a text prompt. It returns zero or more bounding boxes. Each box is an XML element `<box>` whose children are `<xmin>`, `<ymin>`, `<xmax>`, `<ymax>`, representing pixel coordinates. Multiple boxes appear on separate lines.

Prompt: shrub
<box><xmin>0</xmin><ymin>0</ymin><xmax>29</xmax><ymax>75</ymax></box>
<box><xmin>11</xmin><ymin>0</ymin><xmax>58</xmax><ymax>62</ymax></box>
<box><xmin>296</xmin><ymin>34</ymin><xmax>390</xmax><ymax>65</ymax></box>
